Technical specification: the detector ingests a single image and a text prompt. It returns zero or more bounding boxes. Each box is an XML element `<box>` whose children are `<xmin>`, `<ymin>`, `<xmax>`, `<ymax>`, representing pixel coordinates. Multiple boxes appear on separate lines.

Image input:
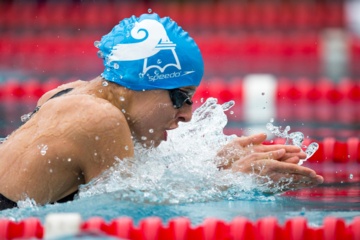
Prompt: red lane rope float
<box><xmin>0</xmin><ymin>79</ymin><xmax>359</xmax><ymax>163</ymax></box>
<box><xmin>0</xmin><ymin>216</ymin><xmax>359</xmax><ymax>240</ymax></box>
<box><xmin>0</xmin><ymin>218</ymin><xmax>43</xmax><ymax>239</ymax></box>
<box><xmin>0</xmin><ymin>77</ymin><xmax>358</xmax><ymax>103</ymax></box>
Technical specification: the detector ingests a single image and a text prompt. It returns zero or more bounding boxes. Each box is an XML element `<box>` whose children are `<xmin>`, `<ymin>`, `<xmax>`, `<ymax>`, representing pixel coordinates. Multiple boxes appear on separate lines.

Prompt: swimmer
<box><xmin>0</xmin><ymin>13</ymin><xmax>323</xmax><ymax>211</ymax></box>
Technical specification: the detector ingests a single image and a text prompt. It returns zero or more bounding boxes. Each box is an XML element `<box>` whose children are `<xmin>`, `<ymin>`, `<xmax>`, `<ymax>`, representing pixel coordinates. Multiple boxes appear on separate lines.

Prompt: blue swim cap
<box><xmin>97</xmin><ymin>13</ymin><xmax>204</xmax><ymax>91</ymax></box>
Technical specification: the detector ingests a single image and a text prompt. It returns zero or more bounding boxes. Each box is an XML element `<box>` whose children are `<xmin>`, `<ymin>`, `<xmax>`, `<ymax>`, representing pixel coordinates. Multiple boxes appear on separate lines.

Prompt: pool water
<box><xmin>0</xmin><ymin>98</ymin><xmax>358</xmax><ymax>228</ymax></box>
<box><xmin>0</xmin><ymin>163</ymin><xmax>358</xmax><ymax>227</ymax></box>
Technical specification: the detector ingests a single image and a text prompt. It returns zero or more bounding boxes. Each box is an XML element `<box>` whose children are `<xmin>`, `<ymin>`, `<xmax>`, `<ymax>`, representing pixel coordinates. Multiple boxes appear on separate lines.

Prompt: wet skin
<box><xmin>0</xmin><ymin>76</ymin><xmax>323</xmax><ymax>205</ymax></box>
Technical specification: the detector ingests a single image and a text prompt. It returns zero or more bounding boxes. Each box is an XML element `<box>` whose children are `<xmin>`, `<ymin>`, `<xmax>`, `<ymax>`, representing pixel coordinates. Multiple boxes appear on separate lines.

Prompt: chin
<box><xmin>140</xmin><ymin>138</ymin><xmax>162</xmax><ymax>148</ymax></box>
<box><xmin>152</xmin><ymin>140</ymin><xmax>162</xmax><ymax>148</ymax></box>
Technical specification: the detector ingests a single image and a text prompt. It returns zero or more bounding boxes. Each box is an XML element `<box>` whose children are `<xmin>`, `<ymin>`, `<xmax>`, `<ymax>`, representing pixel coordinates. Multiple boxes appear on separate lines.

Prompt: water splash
<box><xmin>266</xmin><ymin>122</ymin><xmax>319</xmax><ymax>165</ymax></box>
<box><xmin>20</xmin><ymin>113</ymin><xmax>32</xmax><ymax>123</ymax></box>
<box><xmin>79</xmin><ymin>98</ymin><xmax>275</xmax><ymax>204</ymax></box>
<box><xmin>0</xmin><ymin>137</ymin><xmax>8</xmax><ymax>144</ymax></box>
<box><xmin>94</xmin><ymin>40</ymin><xmax>100</xmax><ymax>48</ymax></box>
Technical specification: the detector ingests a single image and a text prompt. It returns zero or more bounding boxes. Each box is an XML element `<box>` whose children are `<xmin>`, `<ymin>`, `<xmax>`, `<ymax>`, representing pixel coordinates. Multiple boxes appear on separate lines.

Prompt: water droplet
<box><xmin>141</xmin><ymin>136</ymin><xmax>147</xmax><ymax>140</ymax></box>
<box><xmin>113</xmin><ymin>63</ymin><xmax>119</xmax><ymax>69</ymax></box>
<box><xmin>94</xmin><ymin>41</ymin><xmax>100</xmax><ymax>48</ymax></box>
<box><xmin>122</xmin><ymin>109</ymin><xmax>126</xmax><ymax>113</ymax></box>
<box><xmin>200</xmin><ymin>98</ymin><xmax>204</xmax><ymax>103</ymax></box>
<box><xmin>97</xmin><ymin>50</ymin><xmax>104</xmax><ymax>58</ymax></box>
<box><xmin>98</xmin><ymin>89</ymin><xmax>103</xmax><ymax>93</ymax></box>
<box><xmin>139</xmin><ymin>73</ymin><xmax>144</xmax><ymax>78</ymax></box>
<box><xmin>120</xmin><ymin>96</ymin><xmax>125</xmax><ymax>101</ymax></box>
<box><xmin>125</xmin><ymin>145</ymin><xmax>129</xmax><ymax>151</ymax></box>
<box><xmin>349</xmin><ymin>174</ymin><xmax>353</xmax><ymax>179</ymax></box>
<box><xmin>149</xmin><ymin>129</ymin><xmax>154</xmax><ymax>133</ymax></box>
<box><xmin>300</xmin><ymin>207</ymin><xmax>306</xmax><ymax>215</ymax></box>
<box><xmin>221</xmin><ymin>100</ymin><xmax>235</xmax><ymax>111</ymax></box>
<box><xmin>305</xmin><ymin>142</ymin><xmax>319</xmax><ymax>160</ymax></box>
<box><xmin>148</xmin><ymin>8</ymin><xmax>152</xmax><ymax>13</ymax></box>
<box><xmin>0</xmin><ymin>137</ymin><xmax>7</xmax><ymax>144</ymax></box>
<box><xmin>68</xmin><ymin>158</ymin><xmax>72</xmax><ymax>162</ymax></box>
<box><xmin>102</xmin><ymin>81</ymin><xmax>108</xmax><ymax>87</ymax></box>
<box><xmin>94</xmin><ymin>152</ymin><xmax>98</xmax><ymax>156</ymax></box>
<box><xmin>157</xmin><ymin>59</ymin><xmax>162</xmax><ymax>64</ymax></box>
<box><xmin>21</xmin><ymin>113</ymin><xmax>32</xmax><ymax>123</ymax></box>
<box><xmin>49</xmin><ymin>169</ymin><xmax>53</xmax><ymax>173</ymax></box>
<box><xmin>119</xmin><ymin>75</ymin><xmax>123</xmax><ymax>79</ymax></box>
<box><xmin>95</xmin><ymin>136</ymin><xmax>100</xmax><ymax>140</ymax></box>
<box><xmin>230</xmin><ymin>111</ymin><xmax>234</xmax><ymax>115</ymax></box>
<box><xmin>348</xmin><ymin>155</ymin><xmax>351</xmax><ymax>158</ymax></box>
<box><xmin>38</xmin><ymin>144</ymin><xmax>48</xmax><ymax>156</ymax></box>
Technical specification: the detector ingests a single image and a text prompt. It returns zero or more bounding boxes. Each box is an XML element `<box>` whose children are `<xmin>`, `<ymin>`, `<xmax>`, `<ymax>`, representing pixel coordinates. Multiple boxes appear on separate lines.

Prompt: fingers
<box><xmin>236</xmin><ymin>133</ymin><xmax>267</xmax><ymax>147</ymax></box>
<box><xmin>247</xmin><ymin>149</ymin><xmax>286</xmax><ymax>162</ymax></box>
<box><xmin>280</xmin><ymin>156</ymin><xmax>300</xmax><ymax>164</ymax></box>
<box><xmin>278</xmin><ymin>151</ymin><xmax>307</xmax><ymax>162</ymax></box>
<box><xmin>241</xmin><ymin>160</ymin><xmax>324</xmax><ymax>192</ymax></box>
<box><xmin>231</xmin><ymin>149</ymin><xmax>286</xmax><ymax>173</ymax></box>
<box><xmin>271</xmin><ymin>173</ymin><xmax>323</xmax><ymax>192</ymax></box>
<box><xmin>252</xmin><ymin>144</ymin><xmax>307</xmax><ymax>163</ymax></box>
<box><xmin>254</xmin><ymin>144</ymin><xmax>304</xmax><ymax>154</ymax></box>
<box><xmin>267</xmin><ymin>162</ymin><xmax>323</xmax><ymax>190</ymax></box>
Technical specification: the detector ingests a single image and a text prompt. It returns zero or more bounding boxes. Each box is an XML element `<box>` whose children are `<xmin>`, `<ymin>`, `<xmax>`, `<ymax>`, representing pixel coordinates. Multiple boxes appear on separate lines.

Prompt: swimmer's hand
<box><xmin>216</xmin><ymin>133</ymin><xmax>324</xmax><ymax>192</ymax></box>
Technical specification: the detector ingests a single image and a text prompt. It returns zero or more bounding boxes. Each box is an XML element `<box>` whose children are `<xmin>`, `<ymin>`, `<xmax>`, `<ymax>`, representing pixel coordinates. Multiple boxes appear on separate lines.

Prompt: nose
<box><xmin>175</xmin><ymin>104</ymin><xmax>193</xmax><ymax>123</ymax></box>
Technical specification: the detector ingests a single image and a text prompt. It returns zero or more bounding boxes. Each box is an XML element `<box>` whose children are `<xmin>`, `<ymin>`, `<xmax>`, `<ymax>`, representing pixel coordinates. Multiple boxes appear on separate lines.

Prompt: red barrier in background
<box><xmin>0</xmin><ymin>216</ymin><xmax>359</xmax><ymax>240</ymax></box>
<box><xmin>0</xmin><ymin>1</ymin><xmax>345</xmax><ymax>31</ymax></box>
<box><xmin>0</xmin><ymin>77</ymin><xmax>359</xmax><ymax>142</ymax></box>
<box><xmin>0</xmin><ymin>218</ymin><xmax>43</xmax><ymax>239</ymax></box>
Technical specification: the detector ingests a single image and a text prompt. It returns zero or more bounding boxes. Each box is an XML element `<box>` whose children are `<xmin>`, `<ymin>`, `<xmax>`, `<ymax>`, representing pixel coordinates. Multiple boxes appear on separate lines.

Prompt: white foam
<box><xmin>78</xmin><ymin>98</ymin><xmax>276</xmax><ymax>204</ymax></box>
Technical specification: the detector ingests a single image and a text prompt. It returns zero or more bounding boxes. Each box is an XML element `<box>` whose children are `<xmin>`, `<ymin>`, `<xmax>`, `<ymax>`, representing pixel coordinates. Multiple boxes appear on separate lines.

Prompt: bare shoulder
<box><xmin>37</xmin><ymin>80</ymin><xmax>85</xmax><ymax>106</ymax></box>
<box><xmin>41</xmin><ymin>94</ymin><xmax>129</xmax><ymax>136</ymax></box>
<box><xmin>39</xmin><ymin>94</ymin><xmax>134</xmax><ymax>182</ymax></box>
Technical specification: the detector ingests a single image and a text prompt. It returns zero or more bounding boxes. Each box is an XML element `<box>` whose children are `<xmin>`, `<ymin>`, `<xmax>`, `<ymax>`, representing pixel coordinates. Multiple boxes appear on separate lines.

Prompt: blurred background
<box><xmin>0</xmin><ymin>0</ymin><xmax>359</xmax><ymax>141</ymax></box>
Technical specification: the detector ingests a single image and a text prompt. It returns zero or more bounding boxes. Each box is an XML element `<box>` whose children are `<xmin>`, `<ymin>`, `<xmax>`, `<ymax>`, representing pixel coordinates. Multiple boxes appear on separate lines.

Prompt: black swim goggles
<box><xmin>168</xmin><ymin>88</ymin><xmax>193</xmax><ymax>109</ymax></box>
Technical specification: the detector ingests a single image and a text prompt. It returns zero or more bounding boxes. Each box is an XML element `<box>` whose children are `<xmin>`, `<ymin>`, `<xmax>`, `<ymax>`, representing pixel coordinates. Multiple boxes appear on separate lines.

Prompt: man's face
<box><xmin>129</xmin><ymin>86</ymin><xmax>196</xmax><ymax>148</ymax></box>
